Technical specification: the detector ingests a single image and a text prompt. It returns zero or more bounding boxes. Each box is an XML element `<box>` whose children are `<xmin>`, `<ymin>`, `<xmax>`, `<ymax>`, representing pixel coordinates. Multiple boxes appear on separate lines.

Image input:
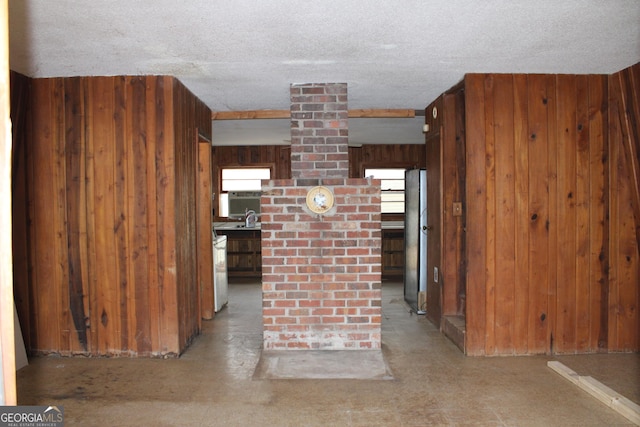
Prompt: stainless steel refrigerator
<box><xmin>404</xmin><ymin>169</ymin><xmax>427</xmax><ymax>314</ymax></box>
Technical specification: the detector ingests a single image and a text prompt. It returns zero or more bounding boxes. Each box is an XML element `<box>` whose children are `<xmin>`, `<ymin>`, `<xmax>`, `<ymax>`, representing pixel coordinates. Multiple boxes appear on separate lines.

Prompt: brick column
<box><xmin>261</xmin><ymin>83</ymin><xmax>382</xmax><ymax>350</ymax></box>
<box><xmin>290</xmin><ymin>83</ymin><xmax>349</xmax><ymax>178</ymax></box>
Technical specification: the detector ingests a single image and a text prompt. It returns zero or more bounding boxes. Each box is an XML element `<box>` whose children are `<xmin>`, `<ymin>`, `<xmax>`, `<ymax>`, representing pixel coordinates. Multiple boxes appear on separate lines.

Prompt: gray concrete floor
<box><xmin>17</xmin><ymin>279</ymin><xmax>639</xmax><ymax>426</ymax></box>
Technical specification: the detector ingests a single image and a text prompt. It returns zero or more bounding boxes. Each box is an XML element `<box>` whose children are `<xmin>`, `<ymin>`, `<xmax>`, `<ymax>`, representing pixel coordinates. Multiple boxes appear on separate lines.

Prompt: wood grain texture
<box><xmin>492</xmin><ymin>74</ymin><xmax>516</xmax><ymax>354</ymax></box>
<box><xmin>612</xmin><ymin>63</ymin><xmax>640</xmax><ymax>253</ymax></box>
<box><xmin>10</xmin><ymin>71</ymin><xmax>32</xmax><ymax>351</ymax></box>
<box><xmin>527</xmin><ymin>75</ymin><xmax>551</xmax><ymax>353</ymax></box>
<box><xmin>425</xmin><ymin>96</ymin><xmax>443</xmax><ymax>327</ymax></box>
<box><xmin>198</xmin><ymin>141</ymin><xmax>214</xmax><ymax>320</ymax></box>
<box><xmin>348</xmin><ymin>144</ymin><xmax>425</xmax><ymax>178</ymax></box>
<box><xmin>609</xmin><ymin>63</ymin><xmax>640</xmax><ymax>351</ymax></box>
<box><xmin>458</xmin><ymin>71</ymin><xmax>635</xmax><ymax>355</ymax></box>
<box><xmin>441</xmin><ymin>90</ymin><xmax>464</xmax><ymax>317</ymax></box>
<box><xmin>13</xmin><ymin>75</ymin><xmax>211</xmax><ymax>356</ymax></box>
<box><xmin>463</xmin><ymin>74</ymin><xmax>488</xmax><ymax>355</ymax></box>
<box><xmin>513</xmin><ymin>74</ymin><xmax>530</xmax><ymax>354</ymax></box>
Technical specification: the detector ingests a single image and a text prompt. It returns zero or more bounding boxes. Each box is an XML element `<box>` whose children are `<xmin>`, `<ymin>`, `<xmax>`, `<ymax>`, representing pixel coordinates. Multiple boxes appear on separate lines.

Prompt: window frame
<box><xmin>217</xmin><ymin>165</ymin><xmax>273</xmax><ymax>218</ymax></box>
<box><xmin>361</xmin><ymin>165</ymin><xmax>415</xmax><ymax>218</ymax></box>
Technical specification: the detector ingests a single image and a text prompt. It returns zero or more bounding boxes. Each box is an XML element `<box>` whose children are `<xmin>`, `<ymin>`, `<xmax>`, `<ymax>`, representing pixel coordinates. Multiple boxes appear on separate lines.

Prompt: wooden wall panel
<box><xmin>555</xmin><ymin>74</ymin><xmax>578</xmax><ymax>353</ymax></box>
<box><xmin>526</xmin><ymin>75</ymin><xmax>552</xmax><ymax>353</ymax></box>
<box><xmin>126</xmin><ymin>76</ymin><xmax>152</xmax><ymax>354</ymax></box>
<box><xmin>13</xmin><ymin>75</ymin><xmax>211</xmax><ymax>356</ymax></box>
<box><xmin>462</xmin><ymin>73</ymin><xmax>633</xmax><ymax>355</ymax></box>
<box><xmin>463</xmin><ymin>74</ymin><xmax>487</xmax><ymax>355</ymax></box>
<box><xmin>609</xmin><ymin>62</ymin><xmax>640</xmax><ymax>352</ymax></box>
<box><xmin>441</xmin><ymin>84</ymin><xmax>467</xmax><ymax>324</ymax></box>
<box><xmin>10</xmin><ymin>71</ymin><xmax>32</xmax><ymax>350</ymax></box>
<box><xmin>512</xmin><ymin>75</ymin><xmax>530</xmax><ymax>354</ymax></box>
<box><xmin>424</xmin><ymin>96</ymin><xmax>444</xmax><ymax>327</ymax></box>
<box><xmin>29</xmin><ymin>78</ymin><xmax>65</xmax><ymax>351</ymax></box>
<box><xmin>172</xmin><ymin>79</ymin><xmax>203</xmax><ymax>351</ymax></box>
<box><xmin>348</xmin><ymin>144</ymin><xmax>425</xmax><ymax>178</ymax></box>
<box><xmin>198</xmin><ymin>142</ymin><xmax>214</xmax><ymax>320</ymax></box>
<box><xmin>212</xmin><ymin>143</ymin><xmax>426</xmax><ymax>204</ymax></box>
<box><xmin>587</xmin><ymin>75</ymin><xmax>608</xmax><ymax>352</ymax></box>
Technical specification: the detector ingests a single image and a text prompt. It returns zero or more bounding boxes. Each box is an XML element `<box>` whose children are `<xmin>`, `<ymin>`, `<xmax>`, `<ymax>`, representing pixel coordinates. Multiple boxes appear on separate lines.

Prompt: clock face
<box><xmin>306</xmin><ymin>186</ymin><xmax>334</xmax><ymax>214</ymax></box>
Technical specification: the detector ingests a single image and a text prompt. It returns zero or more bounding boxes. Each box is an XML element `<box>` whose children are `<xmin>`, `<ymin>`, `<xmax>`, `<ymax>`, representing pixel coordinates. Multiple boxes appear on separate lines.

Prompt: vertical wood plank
<box><xmin>90</xmin><ymin>77</ymin><xmax>119</xmax><ymax>353</ymax></box>
<box><xmin>155</xmin><ymin>76</ymin><xmax>179</xmax><ymax>354</ymax></box>
<box><xmin>575</xmin><ymin>75</ymin><xmax>591</xmax><ymax>352</ymax></box>
<box><xmin>84</xmin><ymin>77</ymin><xmax>99</xmax><ymax>353</ymax></box>
<box><xmin>587</xmin><ymin>75</ymin><xmax>608</xmax><ymax>352</ymax></box>
<box><xmin>454</xmin><ymin>89</ymin><xmax>467</xmax><ymax>316</ymax></box>
<box><xmin>555</xmin><ymin>75</ymin><xmax>578</xmax><ymax>353</ymax></box>
<box><xmin>442</xmin><ymin>93</ymin><xmax>458</xmax><ymax>316</ymax></box>
<box><xmin>484</xmin><ymin>75</ymin><xmax>497</xmax><ymax>355</ymax></box>
<box><xmin>527</xmin><ymin>75</ymin><xmax>551</xmax><ymax>353</ymax></box>
<box><xmin>145</xmin><ymin>76</ymin><xmax>161</xmax><ymax>353</ymax></box>
<box><xmin>113</xmin><ymin>76</ymin><xmax>129</xmax><ymax>352</ymax></box>
<box><xmin>492</xmin><ymin>74</ymin><xmax>516</xmax><ymax>354</ymax></box>
<box><xmin>546</xmin><ymin>75</ymin><xmax>559</xmax><ymax>354</ymax></box>
<box><xmin>615</xmin><ymin>66</ymin><xmax>640</xmax><ymax>250</ymax></box>
<box><xmin>64</xmin><ymin>77</ymin><xmax>88</xmax><ymax>352</ymax></box>
<box><xmin>10</xmin><ymin>72</ymin><xmax>31</xmax><ymax>352</ymax></box>
<box><xmin>614</xmin><ymin>125</ymin><xmax>639</xmax><ymax>351</ymax></box>
<box><xmin>513</xmin><ymin>74</ymin><xmax>530</xmax><ymax>354</ymax></box>
<box><xmin>198</xmin><ymin>141</ymin><xmax>214</xmax><ymax>320</ymax></box>
<box><xmin>30</xmin><ymin>79</ymin><xmax>60</xmax><ymax>351</ymax></box>
<box><xmin>608</xmin><ymin>76</ymin><xmax>621</xmax><ymax>350</ymax></box>
<box><xmin>464</xmin><ymin>74</ymin><xmax>487</xmax><ymax>355</ymax></box>
<box><xmin>425</xmin><ymin>124</ymin><xmax>442</xmax><ymax>326</ymax></box>
<box><xmin>127</xmin><ymin>76</ymin><xmax>152</xmax><ymax>354</ymax></box>
<box><xmin>589</xmin><ymin>76</ymin><xmax>610</xmax><ymax>351</ymax></box>
<box><xmin>51</xmin><ymin>77</ymin><xmax>71</xmax><ymax>353</ymax></box>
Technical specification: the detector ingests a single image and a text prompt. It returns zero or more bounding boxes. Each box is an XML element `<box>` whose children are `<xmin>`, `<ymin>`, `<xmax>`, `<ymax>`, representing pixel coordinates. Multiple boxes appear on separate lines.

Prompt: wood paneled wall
<box><xmin>348</xmin><ymin>144</ymin><xmax>426</xmax><ymax>177</ymax></box>
<box><xmin>10</xmin><ymin>71</ymin><xmax>31</xmax><ymax>350</ymax></box>
<box><xmin>212</xmin><ymin>144</ymin><xmax>426</xmax><ymax>221</ymax></box>
<box><xmin>462</xmin><ymin>72</ymin><xmax>639</xmax><ymax>355</ymax></box>
<box><xmin>608</xmin><ymin>62</ymin><xmax>640</xmax><ymax>353</ymax></box>
<box><xmin>12</xmin><ymin>75</ymin><xmax>211</xmax><ymax>356</ymax></box>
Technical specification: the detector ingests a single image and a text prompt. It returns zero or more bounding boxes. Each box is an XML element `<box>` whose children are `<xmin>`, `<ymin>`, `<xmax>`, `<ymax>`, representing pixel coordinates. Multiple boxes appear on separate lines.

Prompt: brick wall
<box><xmin>261</xmin><ymin>178</ymin><xmax>382</xmax><ymax>349</ymax></box>
<box><xmin>260</xmin><ymin>83</ymin><xmax>382</xmax><ymax>350</ymax></box>
<box><xmin>290</xmin><ymin>83</ymin><xmax>349</xmax><ymax>178</ymax></box>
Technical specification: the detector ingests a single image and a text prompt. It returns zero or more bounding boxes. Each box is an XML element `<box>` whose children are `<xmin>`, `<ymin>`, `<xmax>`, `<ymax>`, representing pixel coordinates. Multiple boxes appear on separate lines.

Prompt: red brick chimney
<box><xmin>261</xmin><ymin>83</ymin><xmax>382</xmax><ymax>350</ymax></box>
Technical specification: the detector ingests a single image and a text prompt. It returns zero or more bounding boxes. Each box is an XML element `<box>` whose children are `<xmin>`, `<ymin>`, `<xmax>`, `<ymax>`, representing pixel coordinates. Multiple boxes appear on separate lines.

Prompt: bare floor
<box><xmin>17</xmin><ymin>280</ymin><xmax>639</xmax><ymax>426</ymax></box>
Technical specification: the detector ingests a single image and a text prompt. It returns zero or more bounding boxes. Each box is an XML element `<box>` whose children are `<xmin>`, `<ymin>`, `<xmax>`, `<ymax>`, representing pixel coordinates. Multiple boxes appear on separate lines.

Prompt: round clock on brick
<box><xmin>306</xmin><ymin>186</ymin><xmax>334</xmax><ymax>214</ymax></box>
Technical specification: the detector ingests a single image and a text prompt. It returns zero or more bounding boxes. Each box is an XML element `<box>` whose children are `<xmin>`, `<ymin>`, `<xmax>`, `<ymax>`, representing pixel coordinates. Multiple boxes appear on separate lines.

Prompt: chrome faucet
<box><xmin>245</xmin><ymin>209</ymin><xmax>257</xmax><ymax>228</ymax></box>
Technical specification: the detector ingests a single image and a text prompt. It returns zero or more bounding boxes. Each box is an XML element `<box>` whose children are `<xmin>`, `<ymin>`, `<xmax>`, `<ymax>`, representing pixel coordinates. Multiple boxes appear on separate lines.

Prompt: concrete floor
<box><xmin>17</xmin><ymin>280</ymin><xmax>639</xmax><ymax>426</ymax></box>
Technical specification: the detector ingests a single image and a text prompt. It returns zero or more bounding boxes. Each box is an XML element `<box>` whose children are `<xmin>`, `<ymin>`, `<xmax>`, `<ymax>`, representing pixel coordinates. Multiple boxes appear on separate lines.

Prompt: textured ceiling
<box><xmin>8</xmin><ymin>0</ymin><xmax>640</xmax><ymax>145</ymax></box>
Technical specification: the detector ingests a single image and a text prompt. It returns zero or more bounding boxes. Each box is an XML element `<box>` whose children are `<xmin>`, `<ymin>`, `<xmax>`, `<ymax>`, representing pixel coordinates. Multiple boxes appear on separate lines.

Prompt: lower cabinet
<box><xmin>382</xmin><ymin>229</ymin><xmax>404</xmax><ymax>279</ymax></box>
<box><xmin>215</xmin><ymin>230</ymin><xmax>262</xmax><ymax>277</ymax></box>
<box><xmin>215</xmin><ymin>228</ymin><xmax>403</xmax><ymax>279</ymax></box>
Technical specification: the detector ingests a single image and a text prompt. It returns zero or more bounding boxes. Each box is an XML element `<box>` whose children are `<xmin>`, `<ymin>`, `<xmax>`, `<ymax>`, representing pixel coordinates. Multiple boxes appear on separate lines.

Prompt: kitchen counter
<box><xmin>382</xmin><ymin>220</ymin><xmax>404</xmax><ymax>230</ymax></box>
<box><xmin>214</xmin><ymin>220</ymin><xmax>404</xmax><ymax>278</ymax></box>
<box><xmin>214</xmin><ymin>221</ymin><xmax>261</xmax><ymax>231</ymax></box>
<box><xmin>214</xmin><ymin>221</ymin><xmax>402</xmax><ymax>231</ymax></box>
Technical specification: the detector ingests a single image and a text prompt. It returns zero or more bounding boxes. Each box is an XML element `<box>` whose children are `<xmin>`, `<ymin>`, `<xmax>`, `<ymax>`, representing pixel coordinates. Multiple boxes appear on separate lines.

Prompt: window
<box><xmin>219</xmin><ymin>168</ymin><xmax>270</xmax><ymax>217</ymax></box>
<box><xmin>364</xmin><ymin>168</ymin><xmax>406</xmax><ymax>213</ymax></box>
